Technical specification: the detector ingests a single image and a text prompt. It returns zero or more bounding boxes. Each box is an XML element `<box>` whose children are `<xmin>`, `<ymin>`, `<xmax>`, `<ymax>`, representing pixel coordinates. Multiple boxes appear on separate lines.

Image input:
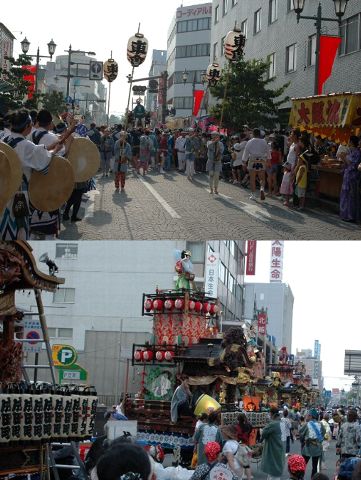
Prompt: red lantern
<box><xmin>155</xmin><ymin>350</ymin><xmax>164</xmax><ymax>362</ymax></box>
<box><xmin>210</xmin><ymin>304</ymin><xmax>219</xmax><ymax>315</ymax></box>
<box><xmin>153</xmin><ymin>299</ymin><xmax>163</xmax><ymax>311</ymax></box>
<box><xmin>143</xmin><ymin>349</ymin><xmax>153</xmax><ymax>362</ymax></box>
<box><xmin>189</xmin><ymin>300</ymin><xmax>195</xmax><ymax>311</ymax></box>
<box><xmin>164</xmin><ymin>299</ymin><xmax>174</xmax><ymax>310</ymax></box>
<box><xmin>164</xmin><ymin>350</ymin><xmax>174</xmax><ymax>361</ymax></box>
<box><xmin>203</xmin><ymin>302</ymin><xmax>211</xmax><ymax>313</ymax></box>
<box><xmin>174</xmin><ymin>298</ymin><xmax>184</xmax><ymax>310</ymax></box>
<box><xmin>134</xmin><ymin>349</ymin><xmax>143</xmax><ymax>361</ymax></box>
<box><xmin>195</xmin><ymin>301</ymin><xmax>203</xmax><ymax>312</ymax></box>
<box><xmin>144</xmin><ymin>298</ymin><xmax>153</xmax><ymax>312</ymax></box>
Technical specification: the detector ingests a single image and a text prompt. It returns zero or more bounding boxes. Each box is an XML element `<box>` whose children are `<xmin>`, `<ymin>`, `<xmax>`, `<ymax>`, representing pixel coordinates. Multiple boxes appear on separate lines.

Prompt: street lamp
<box><xmin>292</xmin><ymin>0</ymin><xmax>350</xmax><ymax>95</ymax></box>
<box><xmin>65</xmin><ymin>45</ymin><xmax>96</xmax><ymax>98</ymax></box>
<box><xmin>182</xmin><ymin>69</ymin><xmax>189</xmax><ymax>84</ymax></box>
<box><xmin>20</xmin><ymin>37</ymin><xmax>57</xmax><ymax>99</ymax></box>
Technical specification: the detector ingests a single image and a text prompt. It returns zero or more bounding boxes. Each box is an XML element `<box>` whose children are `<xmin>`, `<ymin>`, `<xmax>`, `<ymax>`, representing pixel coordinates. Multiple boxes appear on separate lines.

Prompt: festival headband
<box><xmin>288</xmin><ymin>454</ymin><xmax>306</xmax><ymax>473</ymax></box>
<box><xmin>119</xmin><ymin>473</ymin><xmax>142</xmax><ymax>480</ymax></box>
<box><xmin>204</xmin><ymin>442</ymin><xmax>221</xmax><ymax>462</ymax></box>
<box><xmin>12</xmin><ymin>115</ymin><xmax>32</xmax><ymax>132</ymax></box>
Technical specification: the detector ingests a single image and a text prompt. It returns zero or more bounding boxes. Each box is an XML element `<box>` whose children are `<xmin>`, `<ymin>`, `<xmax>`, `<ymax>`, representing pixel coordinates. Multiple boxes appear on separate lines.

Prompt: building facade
<box><xmin>166</xmin><ymin>3</ymin><xmax>212</xmax><ymax>118</ymax></box>
<box><xmin>210</xmin><ymin>0</ymin><xmax>361</xmax><ymax>109</ymax></box>
<box><xmin>17</xmin><ymin>240</ymin><xmax>245</xmax><ymax>399</ymax></box>
<box><xmin>296</xmin><ymin>347</ymin><xmax>324</xmax><ymax>389</ymax></box>
<box><xmin>146</xmin><ymin>49</ymin><xmax>167</xmax><ymax>122</ymax></box>
<box><xmin>243</xmin><ymin>282</ymin><xmax>294</xmax><ymax>351</ymax></box>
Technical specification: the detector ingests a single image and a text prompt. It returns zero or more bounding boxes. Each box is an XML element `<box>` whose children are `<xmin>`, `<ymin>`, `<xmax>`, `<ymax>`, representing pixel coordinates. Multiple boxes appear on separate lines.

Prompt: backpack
<box><xmin>32</xmin><ymin>130</ymin><xmax>48</xmax><ymax>145</ymax></box>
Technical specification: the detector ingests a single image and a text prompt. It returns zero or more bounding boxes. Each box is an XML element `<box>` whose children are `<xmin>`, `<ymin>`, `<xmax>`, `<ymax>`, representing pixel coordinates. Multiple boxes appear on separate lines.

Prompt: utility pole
<box><xmin>161</xmin><ymin>71</ymin><xmax>168</xmax><ymax>125</ymax></box>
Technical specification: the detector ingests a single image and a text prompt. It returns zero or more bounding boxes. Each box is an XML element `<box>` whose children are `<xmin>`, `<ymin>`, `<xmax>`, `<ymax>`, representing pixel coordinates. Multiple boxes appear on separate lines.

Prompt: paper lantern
<box><xmin>143</xmin><ymin>349</ymin><xmax>153</xmax><ymax>362</ymax></box>
<box><xmin>224</xmin><ymin>27</ymin><xmax>246</xmax><ymax>62</ymax></box>
<box><xmin>127</xmin><ymin>32</ymin><xmax>148</xmax><ymax>68</ymax></box>
<box><xmin>194</xmin><ymin>301</ymin><xmax>203</xmax><ymax>313</ymax></box>
<box><xmin>189</xmin><ymin>300</ymin><xmax>196</xmax><ymax>311</ymax></box>
<box><xmin>153</xmin><ymin>299</ymin><xmax>163</xmax><ymax>311</ymax></box>
<box><xmin>103</xmin><ymin>58</ymin><xmax>118</xmax><ymax>83</ymax></box>
<box><xmin>202</xmin><ymin>302</ymin><xmax>211</xmax><ymax>313</ymax></box>
<box><xmin>164</xmin><ymin>299</ymin><xmax>174</xmax><ymax>310</ymax></box>
<box><xmin>209</xmin><ymin>304</ymin><xmax>219</xmax><ymax>315</ymax></box>
<box><xmin>174</xmin><ymin>298</ymin><xmax>184</xmax><ymax>310</ymax></box>
<box><xmin>144</xmin><ymin>298</ymin><xmax>153</xmax><ymax>312</ymax></box>
<box><xmin>164</xmin><ymin>350</ymin><xmax>174</xmax><ymax>361</ymax></box>
<box><xmin>155</xmin><ymin>350</ymin><xmax>164</xmax><ymax>362</ymax></box>
<box><xmin>206</xmin><ymin>62</ymin><xmax>222</xmax><ymax>87</ymax></box>
<box><xmin>134</xmin><ymin>350</ymin><xmax>143</xmax><ymax>361</ymax></box>
<box><xmin>194</xmin><ymin>394</ymin><xmax>221</xmax><ymax>416</ymax></box>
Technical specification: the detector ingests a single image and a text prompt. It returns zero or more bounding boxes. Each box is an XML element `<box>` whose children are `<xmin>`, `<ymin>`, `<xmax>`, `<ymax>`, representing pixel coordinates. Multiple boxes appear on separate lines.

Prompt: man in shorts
<box><xmin>242</xmin><ymin>128</ymin><xmax>270</xmax><ymax>201</ymax></box>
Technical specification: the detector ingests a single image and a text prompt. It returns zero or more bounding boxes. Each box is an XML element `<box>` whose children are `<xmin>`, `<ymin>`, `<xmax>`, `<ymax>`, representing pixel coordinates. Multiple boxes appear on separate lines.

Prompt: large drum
<box><xmin>0</xmin><ymin>143</ymin><xmax>22</xmax><ymax>215</ymax></box>
<box><xmin>67</xmin><ymin>137</ymin><xmax>100</xmax><ymax>182</ymax></box>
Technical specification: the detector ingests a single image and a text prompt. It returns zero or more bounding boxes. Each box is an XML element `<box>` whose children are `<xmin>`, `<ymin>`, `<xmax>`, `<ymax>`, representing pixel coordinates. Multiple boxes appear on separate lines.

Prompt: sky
<box><xmin>245</xmin><ymin>241</ymin><xmax>359</xmax><ymax>392</ymax></box>
<box><xmin>2</xmin><ymin>0</ymin><xmax>210</xmax><ymax>117</ymax></box>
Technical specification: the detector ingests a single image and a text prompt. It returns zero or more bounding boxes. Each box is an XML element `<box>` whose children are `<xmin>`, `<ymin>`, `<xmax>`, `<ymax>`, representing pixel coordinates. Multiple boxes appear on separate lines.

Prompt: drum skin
<box><xmin>67</xmin><ymin>137</ymin><xmax>100</xmax><ymax>182</ymax></box>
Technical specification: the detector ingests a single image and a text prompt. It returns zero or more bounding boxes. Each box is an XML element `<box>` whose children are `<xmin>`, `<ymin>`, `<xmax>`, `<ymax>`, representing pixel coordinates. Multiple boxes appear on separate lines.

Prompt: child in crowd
<box><xmin>280</xmin><ymin>162</ymin><xmax>293</xmax><ymax>207</ymax></box>
<box><xmin>267</xmin><ymin>142</ymin><xmax>283</xmax><ymax>196</ymax></box>
<box><xmin>294</xmin><ymin>154</ymin><xmax>308</xmax><ymax>210</ymax></box>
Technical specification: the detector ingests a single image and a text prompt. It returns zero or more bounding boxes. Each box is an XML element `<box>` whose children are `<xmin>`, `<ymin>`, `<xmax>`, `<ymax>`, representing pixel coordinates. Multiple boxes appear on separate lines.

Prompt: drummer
<box><xmin>0</xmin><ymin>109</ymin><xmax>64</xmax><ymax>240</ymax></box>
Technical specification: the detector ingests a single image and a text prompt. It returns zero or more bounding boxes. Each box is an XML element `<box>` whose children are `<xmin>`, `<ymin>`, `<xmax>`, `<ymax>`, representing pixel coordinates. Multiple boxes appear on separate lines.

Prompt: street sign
<box><xmin>58</xmin><ymin>364</ymin><xmax>88</xmax><ymax>383</ymax></box>
<box><xmin>89</xmin><ymin>61</ymin><xmax>103</xmax><ymax>80</ymax></box>
<box><xmin>52</xmin><ymin>344</ymin><xmax>77</xmax><ymax>367</ymax></box>
<box><xmin>23</xmin><ymin>318</ymin><xmax>42</xmax><ymax>353</ymax></box>
<box><xmin>65</xmin><ymin>96</ymin><xmax>73</xmax><ymax>103</ymax></box>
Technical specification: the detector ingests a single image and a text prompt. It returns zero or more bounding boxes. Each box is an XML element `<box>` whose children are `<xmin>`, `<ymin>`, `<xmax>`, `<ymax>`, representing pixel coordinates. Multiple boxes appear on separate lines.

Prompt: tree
<box><xmin>0</xmin><ymin>55</ymin><xmax>35</xmax><ymax>114</ymax></box>
<box><xmin>209</xmin><ymin>57</ymin><xmax>290</xmax><ymax>132</ymax></box>
<box><xmin>41</xmin><ymin>91</ymin><xmax>66</xmax><ymax>116</ymax></box>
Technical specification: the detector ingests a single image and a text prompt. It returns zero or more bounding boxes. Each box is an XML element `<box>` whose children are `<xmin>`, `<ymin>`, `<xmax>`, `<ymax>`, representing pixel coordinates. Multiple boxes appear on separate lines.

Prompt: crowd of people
<box><xmin>1</xmin><ymin>109</ymin><xmax>361</xmax><ymax>241</ymax></box>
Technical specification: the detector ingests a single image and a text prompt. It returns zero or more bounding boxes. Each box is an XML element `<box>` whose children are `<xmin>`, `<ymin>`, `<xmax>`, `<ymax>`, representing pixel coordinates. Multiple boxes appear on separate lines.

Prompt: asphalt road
<box><xmin>58</xmin><ymin>170</ymin><xmax>361</xmax><ymax>240</ymax></box>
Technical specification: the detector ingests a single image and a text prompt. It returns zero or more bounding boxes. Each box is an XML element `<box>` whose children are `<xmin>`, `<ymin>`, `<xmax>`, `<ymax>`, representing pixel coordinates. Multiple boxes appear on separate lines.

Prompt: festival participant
<box><xmin>336</xmin><ymin>409</ymin><xmax>361</xmax><ymax>460</ymax></box>
<box><xmin>287</xmin><ymin>454</ymin><xmax>307</xmax><ymax>480</ymax></box>
<box><xmin>194</xmin><ymin>411</ymin><xmax>223</xmax><ymax>466</ymax></box>
<box><xmin>0</xmin><ymin>109</ymin><xmax>63</xmax><ymax>240</ymax></box>
<box><xmin>221</xmin><ymin>424</ymin><xmax>252</xmax><ymax>480</ymax></box>
<box><xmin>158</xmin><ymin>131</ymin><xmax>167</xmax><ymax>174</ymax></box>
<box><xmin>175</xmin><ymin>130</ymin><xmax>187</xmax><ymax>172</ymax></box>
<box><xmin>236</xmin><ymin>413</ymin><xmax>253</xmax><ymax>446</ymax></box>
<box><xmin>231</xmin><ymin>135</ymin><xmax>248</xmax><ymax>185</ymax></box>
<box><xmin>190</xmin><ymin>442</ymin><xmax>237</xmax><ymax>480</ymax></box>
<box><xmin>175</xmin><ymin>250</ymin><xmax>195</xmax><ymax>290</ymax></box>
<box><xmin>138</xmin><ymin>130</ymin><xmax>152</xmax><ymax>176</ymax></box>
<box><xmin>339</xmin><ymin>136</ymin><xmax>361</xmax><ymax>222</ymax></box>
<box><xmin>260</xmin><ymin>406</ymin><xmax>285</xmax><ymax>480</ymax></box>
<box><xmin>280</xmin><ymin>162</ymin><xmax>293</xmax><ymax>207</ymax></box>
<box><xmin>267</xmin><ymin>142</ymin><xmax>282</xmax><ymax>196</ymax></box>
<box><xmin>113</xmin><ymin>132</ymin><xmax>132</xmax><ymax>191</ymax></box>
<box><xmin>294</xmin><ymin>154</ymin><xmax>308</xmax><ymax>210</ymax></box>
<box><xmin>242</xmin><ymin>128</ymin><xmax>270</xmax><ymax>201</ymax></box>
<box><xmin>99</xmin><ymin>129</ymin><xmax>115</xmax><ymax>177</ymax></box>
<box><xmin>96</xmin><ymin>443</ymin><xmax>152</xmax><ymax>480</ymax></box>
<box><xmin>281</xmin><ymin>408</ymin><xmax>293</xmax><ymax>454</ymax></box>
<box><xmin>170</xmin><ymin>374</ymin><xmax>193</xmax><ymax>423</ymax></box>
<box><xmin>207</xmin><ymin>131</ymin><xmax>224</xmax><ymax>195</ymax></box>
<box><xmin>299</xmin><ymin>408</ymin><xmax>325</xmax><ymax>478</ymax></box>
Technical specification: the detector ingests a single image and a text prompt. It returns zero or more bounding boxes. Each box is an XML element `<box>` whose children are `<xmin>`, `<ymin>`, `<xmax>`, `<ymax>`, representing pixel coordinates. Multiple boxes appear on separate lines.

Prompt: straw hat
<box><xmin>67</xmin><ymin>137</ymin><xmax>101</xmax><ymax>182</ymax></box>
<box><xmin>29</xmin><ymin>156</ymin><xmax>75</xmax><ymax>212</ymax></box>
<box><xmin>0</xmin><ymin>142</ymin><xmax>22</xmax><ymax>215</ymax></box>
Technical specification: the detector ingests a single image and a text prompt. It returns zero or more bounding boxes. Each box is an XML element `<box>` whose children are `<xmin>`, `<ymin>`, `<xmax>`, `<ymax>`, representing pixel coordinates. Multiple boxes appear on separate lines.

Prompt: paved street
<box><xmin>59</xmin><ymin>170</ymin><xmax>361</xmax><ymax>240</ymax></box>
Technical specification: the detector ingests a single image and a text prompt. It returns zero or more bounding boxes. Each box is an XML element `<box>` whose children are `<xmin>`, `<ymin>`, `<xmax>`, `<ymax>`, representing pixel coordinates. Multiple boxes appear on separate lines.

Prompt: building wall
<box><xmin>146</xmin><ymin>49</ymin><xmax>167</xmax><ymax>114</ymax></box>
<box><xmin>0</xmin><ymin>23</ymin><xmax>15</xmax><ymax>74</ymax></box>
<box><xmin>210</xmin><ymin>0</ymin><xmax>361</xmax><ymax>107</ymax></box>
<box><xmin>243</xmin><ymin>282</ymin><xmax>294</xmax><ymax>351</ymax></box>
<box><xmin>167</xmin><ymin>3</ymin><xmax>212</xmax><ymax>118</ymax></box>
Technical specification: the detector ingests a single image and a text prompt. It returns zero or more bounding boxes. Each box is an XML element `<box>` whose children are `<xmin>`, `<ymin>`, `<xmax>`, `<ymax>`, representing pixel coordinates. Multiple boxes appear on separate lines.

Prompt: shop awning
<box><xmin>289</xmin><ymin>92</ymin><xmax>361</xmax><ymax>144</ymax></box>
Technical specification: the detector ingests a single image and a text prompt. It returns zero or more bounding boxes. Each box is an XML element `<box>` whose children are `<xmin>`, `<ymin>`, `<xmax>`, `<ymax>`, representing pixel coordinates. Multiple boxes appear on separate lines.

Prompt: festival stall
<box><xmin>289</xmin><ymin>92</ymin><xmax>361</xmax><ymax>200</ymax></box>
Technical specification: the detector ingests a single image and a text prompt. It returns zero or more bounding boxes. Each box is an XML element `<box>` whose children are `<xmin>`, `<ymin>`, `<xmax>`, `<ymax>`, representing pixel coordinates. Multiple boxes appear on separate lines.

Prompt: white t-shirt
<box><xmin>222</xmin><ymin>440</ymin><xmax>241</xmax><ymax>470</ymax></box>
<box><xmin>233</xmin><ymin>141</ymin><xmax>248</xmax><ymax>167</ymax></box>
<box><xmin>243</xmin><ymin>137</ymin><xmax>270</xmax><ymax>161</ymax></box>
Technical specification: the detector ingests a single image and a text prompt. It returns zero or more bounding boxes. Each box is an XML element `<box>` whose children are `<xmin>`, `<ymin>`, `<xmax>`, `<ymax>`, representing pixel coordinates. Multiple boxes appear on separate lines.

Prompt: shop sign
<box><xmin>246</xmin><ymin>240</ymin><xmax>257</xmax><ymax>275</ymax></box>
<box><xmin>270</xmin><ymin>240</ymin><xmax>284</xmax><ymax>283</ymax></box>
<box><xmin>204</xmin><ymin>252</ymin><xmax>219</xmax><ymax>299</ymax></box>
<box><xmin>257</xmin><ymin>312</ymin><xmax>267</xmax><ymax>336</ymax></box>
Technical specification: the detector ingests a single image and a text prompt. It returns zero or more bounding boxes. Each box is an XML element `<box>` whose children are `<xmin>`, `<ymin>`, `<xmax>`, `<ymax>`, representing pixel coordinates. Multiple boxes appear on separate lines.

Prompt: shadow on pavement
<box><xmin>112</xmin><ymin>191</ymin><xmax>133</xmax><ymax>206</ymax></box>
<box><xmin>85</xmin><ymin>210</ymin><xmax>112</xmax><ymax>226</ymax></box>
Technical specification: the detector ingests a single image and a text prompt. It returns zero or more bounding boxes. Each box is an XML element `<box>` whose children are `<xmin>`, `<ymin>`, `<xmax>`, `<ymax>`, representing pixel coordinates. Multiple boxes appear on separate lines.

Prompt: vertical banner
<box><xmin>318</xmin><ymin>35</ymin><xmax>342</xmax><ymax>95</ymax></box>
<box><xmin>246</xmin><ymin>240</ymin><xmax>257</xmax><ymax>275</ymax></box>
<box><xmin>204</xmin><ymin>252</ymin><xmax>219</xmax><ymax>299</ymax></box>
<box><xmin>270</xmin><ymin>240</ymin><xmax>284</xmax><ymax>283</ymax></box>
<box><xmin>257</xmin><ymin>311</ymin><xmax>267</xmax><ymax>336</ymax></box>
<box><xmin>193</xmin><ymin>90</ymin><xmax>205</xmax><ymax>116</ymax></box>
<box><xmin>22</xmin><ymin>65</ymin><xmax>36</xmax><ymax>99</ymax></box>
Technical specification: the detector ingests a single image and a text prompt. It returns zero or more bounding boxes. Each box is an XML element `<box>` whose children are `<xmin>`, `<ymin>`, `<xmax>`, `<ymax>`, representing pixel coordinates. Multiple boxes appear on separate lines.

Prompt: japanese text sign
<box><xmin>205</xmin><ymin>252</ymin><xmax>219</xmax><ymax>299</ymax></box>
<box><xmin>270</xmin><ymin>240</ymin><xmax>284</xmax><ymax>283</ymax></box>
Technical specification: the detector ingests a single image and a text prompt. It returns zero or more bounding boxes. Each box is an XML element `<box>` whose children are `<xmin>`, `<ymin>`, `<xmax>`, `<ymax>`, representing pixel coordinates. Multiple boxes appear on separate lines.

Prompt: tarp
<box><xmin>289</xmin><ymin>92</ymin><xmax>361</xmax><ymax>144</ymax></box>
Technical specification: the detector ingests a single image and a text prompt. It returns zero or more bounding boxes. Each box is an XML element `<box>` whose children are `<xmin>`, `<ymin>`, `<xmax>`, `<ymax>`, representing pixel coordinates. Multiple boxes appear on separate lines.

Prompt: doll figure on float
<box><xmin>175</xmin><ymin>250</ymin><xmax>195</xmax><ymax>291</ymax></box>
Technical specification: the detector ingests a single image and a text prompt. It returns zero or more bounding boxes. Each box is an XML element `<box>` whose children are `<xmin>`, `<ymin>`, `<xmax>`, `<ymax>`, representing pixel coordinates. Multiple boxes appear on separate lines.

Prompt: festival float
<box><xmin>0</xmin><ymin>241</ymin><xmax>97</xmax><ymax>476</ymax></box>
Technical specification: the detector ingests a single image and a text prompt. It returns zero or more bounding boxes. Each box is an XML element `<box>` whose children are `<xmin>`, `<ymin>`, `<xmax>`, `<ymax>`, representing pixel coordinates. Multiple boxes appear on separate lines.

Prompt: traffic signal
<box><xmin>132</xmin><ymin>85</ymin><xmax>147</xmax><ymax>95</ymax></box>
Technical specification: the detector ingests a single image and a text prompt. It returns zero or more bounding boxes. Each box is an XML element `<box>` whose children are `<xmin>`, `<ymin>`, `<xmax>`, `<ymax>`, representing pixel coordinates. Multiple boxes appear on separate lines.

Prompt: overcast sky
<box><xmin>246</xmin><ymin>241</ymin><xmax>359</xmax><ymax>391</ymax></box>
<box><xmin>2</xmin><ymin>0</ymin><xmax>210</xmax><ymax>117</ymax></box>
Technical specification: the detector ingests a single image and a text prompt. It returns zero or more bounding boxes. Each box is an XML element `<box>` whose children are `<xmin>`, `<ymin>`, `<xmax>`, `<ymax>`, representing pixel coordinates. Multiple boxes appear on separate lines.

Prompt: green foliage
<box><xmin>41</xmin><ymin>90</ymin><xmax>66</xmax><ymax>116</ymax></box>
<box><xmin>209</xmin><ymin>57</ymin><xmax>290</xmax><ymax>131</ymax></box>
<box><xmin>0</xmin><ymin>55</ymin><xmax>37</xmax><ymax>114</ymax></box>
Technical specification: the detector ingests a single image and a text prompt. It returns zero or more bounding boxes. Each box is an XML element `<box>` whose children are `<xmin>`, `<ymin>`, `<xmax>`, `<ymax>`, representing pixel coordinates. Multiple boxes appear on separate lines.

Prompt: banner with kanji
<box><xmin>270</xmin><ymin>240</ymin><xmax>284</xmax><ymax>283</ymax></box>
<box><xmin>257</xmin><ymin>312</ymin><xmax>267</xmax><ymax>336</ymax></box>
<box><xmin>289</xmin><ymin>92</ymin><xmax>361</xmax><ymax>144</ymax></box>
<box><xmin>246</xmin><ymin>240</ymin><xmax>257</xmax><ymax>275</ymax></box>
<box><xmin>22</xmin><ymin>65</ymin><xmax>36</xmax><ymax>99</ymax></box>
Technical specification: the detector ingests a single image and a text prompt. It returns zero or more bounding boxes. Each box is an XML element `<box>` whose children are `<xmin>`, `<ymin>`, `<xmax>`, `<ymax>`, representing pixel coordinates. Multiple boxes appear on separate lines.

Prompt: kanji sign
<box><xmin>204</xmin><ymin>252</ymin><xmax>219</xmax><ymax>299</ymax></box>
<box><xmin>270</xmin><ymin>240</ymin><xmax>284</xmax><ymax>283</ymax></box>
<box><xmin>58</xmin><ymin>364</ymin><xmax>88</xmax><ymax>383</ymax></box>
<box><xmin>246</xmin><ymin>240</ymin><xmax>257</xmax><ymax>276</ymax></box>
<box><xmin>257</xmin><ymin>312</ymin><xmax>267</xmax><ymax>336</ymax></box>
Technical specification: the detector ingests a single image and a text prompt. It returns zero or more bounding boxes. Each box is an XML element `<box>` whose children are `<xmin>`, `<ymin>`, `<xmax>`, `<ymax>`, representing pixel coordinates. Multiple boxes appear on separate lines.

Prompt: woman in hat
<box><xmin>114</xmin><ymin>132</ymin><xmax>132</xmax><ymax>191</ymax></box>
<box><xmin>299</xmin><ymin>408</ymin><xmax>325</xmax><ymax>477</ymax></box>
<box><xmin>0</xmin><ymin>109</ymin><xmax>64</xmax><ymax>240</ymax></box>
<box><xmin>206</xmin><ymin>131</ymin><xmax>224</xmax><ymax>194</ymax></box>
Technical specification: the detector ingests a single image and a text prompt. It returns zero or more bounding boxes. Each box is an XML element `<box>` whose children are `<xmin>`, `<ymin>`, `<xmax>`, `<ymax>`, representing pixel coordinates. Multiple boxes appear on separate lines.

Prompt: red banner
<box><xmin>257</xmin><ymin>312</ymin><xmax>267</xmax><ymax>336</ymax></box>
<box><xmin>193</xmin><ymin>89</ymin><xmax>205</xmax><ymax>116</ymax></box>
<box><xmin>22</xmin><ymin>65</ymin><xmax>36</xmax><ymax>99</ymax></box>
<box><xmin>246</xmin><ymin>240</ymin><xmax>257</xmax><ymax>275</ymax></box>
<box><xmin>318</xmin><ymin>35</ymin><xmax>342</xmax><ymax>95</ymax></box>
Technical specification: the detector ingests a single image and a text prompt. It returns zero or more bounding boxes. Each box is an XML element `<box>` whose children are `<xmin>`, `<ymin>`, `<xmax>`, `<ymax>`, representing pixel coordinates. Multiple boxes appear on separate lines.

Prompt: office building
<box><xmin>146</xmin><ymin>49</ymin><xmax>167</xmax><ymax>123</ymax></box>
<box><xmin>296</xmin><ymin>347</ymin><xmax>323</xmax><ymax>389</ymax></box>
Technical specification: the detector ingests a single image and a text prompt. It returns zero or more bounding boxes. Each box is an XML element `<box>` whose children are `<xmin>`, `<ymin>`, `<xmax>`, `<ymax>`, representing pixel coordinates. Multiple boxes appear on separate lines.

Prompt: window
<box><xmin>58</xmin><ymin>328</ymin><xmax>73</xmax><ymax>338</ymax></box>
<box><xmin>287</xmin><ymin>0</ymin><xmax>294</xmax><ymax>11</ymax></box>
<box><xmin>221</xmin><ymin>36</ymin><xmax>226</xmax><ymax>56</ymax></box>
<box><xmin>268</xmin><ymin>52</ymin><xmax>276</xmax><ymax>78</ymax></box>
<box><xmin>228</xmin><ymin>273</ymin><xmax>235</xmax><ymax>293</ymax></box>
<box><xmin>53</xmin><ymin>288</ymin><xmax>75</xmax><ymax>303</ymax></box>
<box><xmin>186</xmin><ymin>242</ymin><xmax>205</xmax><ymax>263</ymax></box>
<box><xmin>176</xmin><ymin>44</ymin><xmax>210</xmax><ymax>58</ymax></box>
<box><xmin>308</xmin><ymin>35</ymin><xmax>316</xmax><ymax>66</ymax></box>
<box><xmin>269</xmin><ymin>0</ymin><xmax>278</xmax><ymax>23</ymax></box>
<box><xmin>218</xmin><ymin>262</ymin><xmax>226</xmax><ymax>284</ymax></box>
<box><xmin>48</xmin><ymin>327</ymin><xmax>56</xmax><ymax>338</ymax></box>
<box><xmin>213</xmin><ymin>42</ymin><xmax>218</xmax><ymax>60</ymax></box>
<box><xmin>56</xmin><ymin>243</ymin><xmax>78</xmax><ymax>259</ymax></box>
<box><xmin>173</xmin><ymin>97</ymin><xmax>193</xmax><ymax>109</ymax></box>
<box><xmin>254</xmin><ymin>9</ymin><xmax>262</xmax><ymax>34</ymax></box>
<box><xmin>215</xmin><ymin>5</ymin><xmax>219</xmax><ymax>24</ymax></box>
<box><xmin>223</xmin><ymin>0</ymin><xmax>228</xmax><ymax>16</ymax></box>
<box><xmin>340</xmin><ymin>14</ymin><xmax>360</xmax><ymax>55</ymax></box>
<box><xmin>286</xmin><ymin>43</ymin><xmax>297</xmax><ymax>72</ymax></box>
<box><xmin>241</xmin><ymin>19</ymin><xmax>248</xmax><ymax>39</ymax></box>
<box><xmin>177</xmin><ymin>18</ymin><xmax>211</xmax><ymax>33</ymax></box>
